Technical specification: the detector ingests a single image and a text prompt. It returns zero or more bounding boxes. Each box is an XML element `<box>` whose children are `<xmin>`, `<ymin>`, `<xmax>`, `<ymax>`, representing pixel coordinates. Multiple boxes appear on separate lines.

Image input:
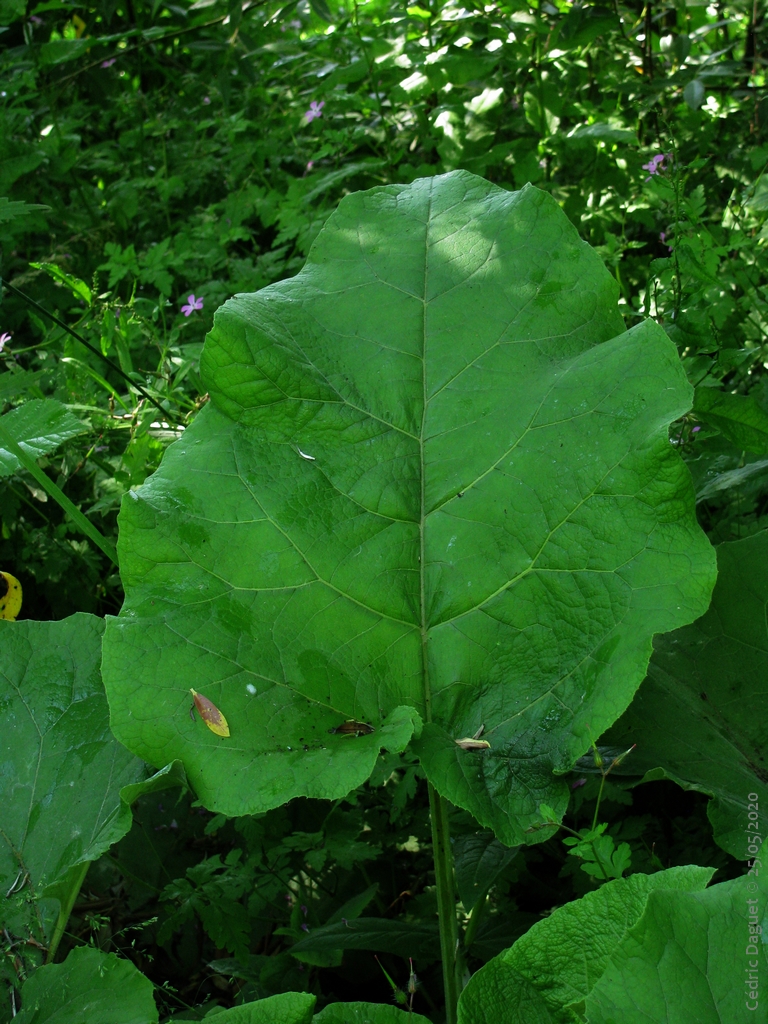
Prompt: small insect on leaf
<box><xmin>328</xmin><ymin>720</ymin><xmax>375</xmax><ymax>737</ymax></box>
<box><xmin>455</xmin><ymin>724</ymin><xmax>490</xmax><ymax>751</ymax></box>
<box><xmin>190</xmin><ymin>688</ymin><xmax>230</xmax><ymax>738</ymax></box>
<box><xmin>455</xmin><ymin>737</ymin><xmax>491</xmax><ymax>751</ymax></box>
<box><xmin>0</xmin><ymin>572</ymin><xmax>22</xmax><ymax>621</ymax></box>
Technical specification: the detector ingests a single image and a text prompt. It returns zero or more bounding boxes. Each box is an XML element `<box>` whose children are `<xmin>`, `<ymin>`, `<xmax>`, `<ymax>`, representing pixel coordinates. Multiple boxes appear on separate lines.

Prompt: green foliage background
<box><xmin>1</xmin><ymin>0</ymin><xmax>767</xmax><ymax>1020</ymax></box>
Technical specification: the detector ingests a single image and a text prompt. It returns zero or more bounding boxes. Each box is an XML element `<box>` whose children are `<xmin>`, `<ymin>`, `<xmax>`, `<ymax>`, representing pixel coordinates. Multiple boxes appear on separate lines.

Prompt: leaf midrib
<box><xmin>419</xmin><ymin>183</ymin><xmax>433</xmax><ymax>725</ymax></box>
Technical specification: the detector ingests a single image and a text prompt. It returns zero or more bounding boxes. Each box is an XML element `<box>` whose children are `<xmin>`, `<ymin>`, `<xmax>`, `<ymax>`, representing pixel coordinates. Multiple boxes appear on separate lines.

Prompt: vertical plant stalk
<box><xmin>46</xmin><ymin>860</ymin><xmax>91</xmax><ymax>963</ymax></box>
<box><xmin>0</xmin><ymin>420</ymin><xmax>118</xmax><ymax>566</ymax></box>
<box><xmin>419</xmin><ymin>188</ymin><xmax>461</xmax><ymax>1022</ymax></box>
<box><xmin>428</xmin><ymin>783</ymin><xmax>460</xmax><ymax>1024</ymax></box>
<box><xmin>1</xmin><ymin>280</ymin><xmax>176</xmax><ymax>424</ymax></box>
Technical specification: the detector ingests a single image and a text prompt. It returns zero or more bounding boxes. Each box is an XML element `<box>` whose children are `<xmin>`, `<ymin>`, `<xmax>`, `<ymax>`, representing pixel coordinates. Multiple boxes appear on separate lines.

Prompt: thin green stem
<box><xmin>591</xmin><ymin>773</ymin><xmax>607</xmax><ymax>831</ymax></box>
<box><xmin>462</xmin><ymin>892</ymin><xmax>488</xmax><ymax>954</ymax></box>
<box><xmin>46</xmin><ymin>860</ymin><xmax>90</xmax><ymax>963</ymax></box>
<box><xmin>0</xmin><ymin>420</ymin><xmax>118</xmax><ymax>566</ymax></box>
<box><xmin>2</xmin><ymin>281</ymin><xmax>176</xmax><ymax>425</ymax></box>
<box><xmin>428</xmin><ymin>784</ymin><xmax>460</xmax><ymax>1024</ymax></box>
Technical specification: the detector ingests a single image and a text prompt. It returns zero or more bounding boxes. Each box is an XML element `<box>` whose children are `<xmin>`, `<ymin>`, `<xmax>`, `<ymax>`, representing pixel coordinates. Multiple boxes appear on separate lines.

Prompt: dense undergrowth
<box><xmin>1</xmin><ymin>1</ymin><xmax>767</xmax><ymax>1021</ymax></box>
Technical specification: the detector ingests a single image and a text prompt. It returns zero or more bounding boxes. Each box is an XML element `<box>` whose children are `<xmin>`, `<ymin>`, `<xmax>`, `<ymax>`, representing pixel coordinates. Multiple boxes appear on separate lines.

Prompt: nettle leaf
<box><xmin>0</xmin><ymin>615</ymin><xmax>185</xmax><ymax>948</ymax></box>
<box><xmin>14</xmin><ymin>946</ymin><xmax>158</xmax><ymax>1024</ymax></box>
<box><xmin>604</xmin><ymin>531</ymin><xmax>768</xmax><ymax>858</ymax></box>
<box><xmin>103</xmin><ymin>171</ymin><xmax>715</xmax><ymax>842</ymax></box>
<box><xmin>457</xmin><ymin>865</ymin><xmax>714</xmax><ymax>1024</ymax></box>
<box><xmin>0</xmin><ymin>399</ymin><xmax>87</xmax><ymax>477</ymax></box>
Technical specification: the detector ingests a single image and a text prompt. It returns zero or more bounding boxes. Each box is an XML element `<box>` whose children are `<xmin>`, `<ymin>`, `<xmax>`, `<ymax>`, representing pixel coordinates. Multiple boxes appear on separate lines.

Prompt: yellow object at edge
<box><xmin>0</xmin><ymin>572</ymin><xmax>22</xmax><ymax>620</ymax></box>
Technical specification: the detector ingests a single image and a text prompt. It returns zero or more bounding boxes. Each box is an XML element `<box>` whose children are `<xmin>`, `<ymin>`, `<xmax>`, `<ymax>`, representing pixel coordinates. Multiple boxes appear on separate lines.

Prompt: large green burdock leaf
<box><xmin>585</xmin><ymin>869</ymin><xmax>768</xmax><ymax>1023</ymax></box>
<box><xmin>14</xmin><ymin>947</ymin><xmax>158</xmax><ymax>1024</ymax></box>
<box><xmin>102</xmin><ymin>171</ymin><xmax>715</xmax><ymax>842</ymax></box>
<box><xmin>457</xmin><ymin>865</ymin><xmax>715</xmax><ymax>1024</ymax></box>
<box><xmin>0</xmin><ymin>615</ymin><xmax>185</xmax><ymax>960</ymax></box>
<box><xmin>604</xmin><ymin>531</ymin><xmax>768</xmax><ymax>858</ymax></box>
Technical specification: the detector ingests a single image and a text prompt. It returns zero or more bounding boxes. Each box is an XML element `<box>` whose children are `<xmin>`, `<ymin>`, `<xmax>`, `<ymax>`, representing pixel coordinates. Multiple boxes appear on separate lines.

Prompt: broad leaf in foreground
<box><xmin>14</xmin><ymin>946</ymin><xmax>158</xmax><ymax>1024</ymax></box>
<box><xmin>0</xmin><ymin>615</ymin><xmax>185</xmax><ymax>960</ymax></box>
<box><xmin>585</xmin><ymin>870</ymin><xmax>768</xmax><ymax>1023</ymax></box>
<box><xmin>604</xmin><ymin>531</ymin><xmax>768</xmax><ymax>858</ymax></box>
<box><xmin>103</xmin><ymin>171</ymin><xmax>715</xmax><ymax>841</ymax></box>
<box><xmin>457</xmin><ymin>865</ymin><xmax>714</xmax><ymax>1024</ymax></box>
<box><xmin>0</xmin><ymin>399</ymin><xmax>85</xmax><ymax>476</ymax></box>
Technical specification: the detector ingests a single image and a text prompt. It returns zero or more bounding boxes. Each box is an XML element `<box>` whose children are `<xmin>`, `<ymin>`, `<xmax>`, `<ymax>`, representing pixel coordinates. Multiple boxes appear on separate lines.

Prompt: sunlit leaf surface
<box><xmin>103</xmin><ymin>171</ymin><xmax>715</xmax><ymax>841</ymax></box>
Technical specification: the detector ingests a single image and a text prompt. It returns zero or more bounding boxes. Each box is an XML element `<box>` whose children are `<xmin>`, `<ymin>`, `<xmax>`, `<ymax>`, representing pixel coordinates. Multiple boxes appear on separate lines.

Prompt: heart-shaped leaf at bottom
<box><xmin>315</xmin><ymin>1004</ymin><xmax>431</xmax><ymax>1024</ymax></box>
<box><xmin>457</xmin><ymin>865</ymin><xmax>714</xmax><ymax>1024</ymax></box>
<box><xmin>603</xmin><ymin>530</ymin><xmax>768</xmax><ymax>858</ymax></box>
<box><xmin>169</xmin><ymin>995</ymin><xmax>430</xmax><ymax>1024</ymax></box>
<box><xmin>14</xmin><ymin>946</ymin><xmax>158</xmax><ymax>1024</ymax></box>
<box><xmin>170</xmin><ymin>993</ymin><xmax>317</xmax><ymax>1024</ymax></box>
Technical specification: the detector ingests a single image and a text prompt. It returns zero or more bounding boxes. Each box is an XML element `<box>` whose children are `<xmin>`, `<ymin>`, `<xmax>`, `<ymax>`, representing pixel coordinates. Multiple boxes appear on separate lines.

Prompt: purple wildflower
<box><xmin>305</xmin><ymin>100</ymin><xmax>325</xmax><ymax>123</ymax></box>
<box><xmin>692</xmin><ymin>425</ymin><xmax>701</xmax><ymax>433</ymax></box>
<box><xmin>29</xmin><ymin>15</ymin><xmax>43</xmax><ymax>25</ymax></box>
<box><xmin>101</xmin><ymin>58</ymin><xmax>116</xmax><ymax>69</ymax></box>
<box><xmin>571</xmin><ymin>777</ymin><xmax>587</xmax><ymax>790</ymax></box>
<box><xmin>0</xmin><ymin>332</ymin><xmax>11</xmax><ymax>353</ymax></box>
<box><xmin>642</xmin><ymin>152</ymin><xmax>672</xmax><ymax>181</ymax></box>
<box><xmin>181</xmin><ymin>294</ymin><xmax>204</xmax><ymax>317</ymax></box>
<box><xmin>203</xmin><ymin>96</ymin><xmax>211</xmax><ymax>105</ymax></box>
<box><xmin>300</xmin><ymin>904</ymin><xmax>308</xmax><ymax>917</ymax></box>
<box><xmin>300</xmin><ymin>923</ymin><xmax>310</xmax><ymax>932</ymax></box>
